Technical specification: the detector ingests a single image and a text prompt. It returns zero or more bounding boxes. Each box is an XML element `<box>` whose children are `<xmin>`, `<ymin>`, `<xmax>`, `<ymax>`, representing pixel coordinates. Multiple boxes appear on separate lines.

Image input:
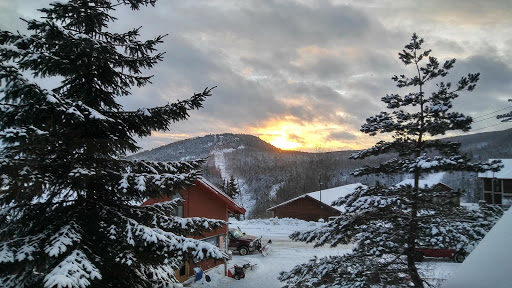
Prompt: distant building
<box><xmin>478</xmin><ymin>159</ymin><xmax>512</xmax><ymax>206</ymax></box>
<box><xmin>267</xmin><ymin>183</ymin><xmax>364</xmax><ymax>221</ymax></box>
<box><xmin>396</xmin><ymin>172</ymin><xmax>459</xmax><ymax>206</ymax></box>
<box><xmin>142</xmin><ymin>177</ymin><xmax>245</xmax><ymax>283</ymax></box>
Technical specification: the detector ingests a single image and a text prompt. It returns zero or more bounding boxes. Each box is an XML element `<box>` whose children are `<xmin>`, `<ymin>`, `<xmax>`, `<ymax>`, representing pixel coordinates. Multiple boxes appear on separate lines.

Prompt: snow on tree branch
<box><xmin>1</xmin><ymin>0</ymin><xmax>222</xmax><ymax>286</ymax></box>
<box><xmin>43</xmin><ymin>250</ymin><xmax>101</xmax><ymax>288</ymax></box>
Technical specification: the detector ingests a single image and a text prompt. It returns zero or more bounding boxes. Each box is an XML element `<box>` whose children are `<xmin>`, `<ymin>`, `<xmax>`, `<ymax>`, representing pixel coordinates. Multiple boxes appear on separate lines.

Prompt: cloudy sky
<box><xmin>1</xmin><ymin>0</ymin><xmax>511</xmax><ymax>152</ymax></box>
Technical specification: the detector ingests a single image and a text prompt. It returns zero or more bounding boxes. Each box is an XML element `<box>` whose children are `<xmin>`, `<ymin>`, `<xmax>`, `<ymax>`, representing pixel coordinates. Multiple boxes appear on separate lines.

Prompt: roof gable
<box><xmin>142</xmin><ymin>177</ymin><xmax>246</xmax><ymax>215</ymax></box>
<box><xmin>196</xmin><ymin>177</ymin><xmax>245</xmax><ymax>214</ymax></box>
<box><xmin>268</xmin><ymin>183</ymin><xmax>365</xmax><ymax>212</ymax></box>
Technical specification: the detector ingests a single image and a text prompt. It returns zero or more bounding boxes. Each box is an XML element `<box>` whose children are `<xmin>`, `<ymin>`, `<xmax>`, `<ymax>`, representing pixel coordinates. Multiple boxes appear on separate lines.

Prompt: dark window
<box><xmin>495</xmin><ymin>193</ymin><xmax>502</xmax><ymax>205</ymax></box>
<box><xmin>179</xmin><ymin>264</ymin><xmax>186</xmax><ymax>276</ymax></box>
<box><xmin>484</xmin><ymin>193</ymin><xmax>492</xmax><ymax>204</ymax></box>
<box><xmin>503</xmin><ymin>180</ymin><xmax>512</xmax><ymax>194</ymax></box>
<box><xmin>494</xmin><ymin>179</ymin><xmax>502</xmax><ymax>192</ymax></box>
<box><xmin>483</xmin><ymin>178</ymin><xmax>492</xmax><ymax>191</ymax></box>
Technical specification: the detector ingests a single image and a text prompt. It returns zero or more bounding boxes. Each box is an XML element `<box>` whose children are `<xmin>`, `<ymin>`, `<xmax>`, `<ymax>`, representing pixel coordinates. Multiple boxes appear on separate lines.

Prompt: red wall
<box><xmin>182</xmin><ymin>184</ymin><xmax>229</xmax><ymax>277</ymax></box>
<box><xmin>143</xmin><ymin>182</ymin><xmax>230</xmax><ymax>280</ymax></box>
<box><xmin>183</xmin><ymin>184</ymin><xmax>228</xmax><ymax>236</ymax></box>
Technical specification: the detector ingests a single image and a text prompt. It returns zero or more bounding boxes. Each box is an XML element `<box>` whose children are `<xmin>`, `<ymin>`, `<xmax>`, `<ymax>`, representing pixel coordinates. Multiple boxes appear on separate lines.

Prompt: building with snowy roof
<box><xmin>396</xmin><ymin>172</ymin><xmax>459</xmax><ymax>206</ymax></box>
<box><xmin>267</xmin><ymin>183</ymin><xmax>364</xmax><ymax>221</ymax></box>
<box><xmin>478</xmin><ymin>159</ymin><xmax>512</xmax><ymax>206</ymax></box>
<box><xmin>142</xmin><ymin>177</ymin><xmax>245</xmax><ymax>283</ymax></box>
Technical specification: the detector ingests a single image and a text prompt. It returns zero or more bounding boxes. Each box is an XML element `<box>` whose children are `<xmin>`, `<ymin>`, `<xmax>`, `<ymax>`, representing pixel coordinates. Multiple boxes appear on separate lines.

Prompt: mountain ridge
<box><xmin>131</xmin><ymin>128</ymin><xmax>512</xmax><ymax>217</ymax></box>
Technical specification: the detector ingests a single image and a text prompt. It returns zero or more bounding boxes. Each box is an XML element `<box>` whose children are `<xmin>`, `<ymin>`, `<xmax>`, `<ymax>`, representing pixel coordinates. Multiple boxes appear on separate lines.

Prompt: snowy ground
<box><xmin>186</xmin><ymin>218</ymin><xmax>460</xmax><ymax>288</ymax></box>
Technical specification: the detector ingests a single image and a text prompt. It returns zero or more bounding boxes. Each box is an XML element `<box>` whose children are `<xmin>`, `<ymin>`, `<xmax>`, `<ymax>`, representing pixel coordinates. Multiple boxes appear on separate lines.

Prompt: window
<box><xmin>502</xmin><ymin>196</ymin><xmax>512</xmax><ymax>207</ymax></box>
<box><xmin>483</xmin><ymin>178</ymin><xmax>492</xmax><ymax>191</ymax></box>
<box><xmin>203</xmin><ymin>235</ymin><xmax>219</xmax><ymax>247</ymax></box>
<box><xmin>493</xmin><ymin>179</ymin><xmax>502</xmax><ymax>193</ymax></box>
<box><xmin>484</xmin><ymin>193</ymin><xmax>492</xmax><ymax>204</ymax></box>
<box><xmin>171</xmin><ymin>192</ymin><xmax>184</xmax><ymax>217</ymax></box>
<box><xmin>179</xmin><ymin>264</ymin><xmax>186</xmax><ymax>277</ymax></box>
<box><xmin>229</xmin><ymin>229</ymin><xmax>244</xmax><ymax>240</ymax></box>
<box><xmin>503</xmin><ymin>180</ymin><xmax>512</xmax><ymax>194</ymax></box>
<box><xmin>495</xmin><ymin>193</ymin><xmax>502</xmax><ymax>205</ymax></box>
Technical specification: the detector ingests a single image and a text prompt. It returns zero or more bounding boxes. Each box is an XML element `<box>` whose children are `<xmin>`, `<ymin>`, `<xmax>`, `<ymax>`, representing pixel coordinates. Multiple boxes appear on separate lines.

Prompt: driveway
<box><xmin>188</xmin><ymin>235</ymin><xmax>351</xmax><ymax>288</ymax></box>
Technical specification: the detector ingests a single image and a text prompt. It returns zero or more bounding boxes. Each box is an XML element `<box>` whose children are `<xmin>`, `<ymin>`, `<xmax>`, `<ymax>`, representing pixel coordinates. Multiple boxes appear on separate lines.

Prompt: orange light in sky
<box><xmin>252</xmin><ymin>117</ymin><xmax>363</xmax><ymax>152</ymax></box>
<box><xmin>268</xmin><ymin>135</ymin><xmax>302</xmax><ymax>150</ymax></box>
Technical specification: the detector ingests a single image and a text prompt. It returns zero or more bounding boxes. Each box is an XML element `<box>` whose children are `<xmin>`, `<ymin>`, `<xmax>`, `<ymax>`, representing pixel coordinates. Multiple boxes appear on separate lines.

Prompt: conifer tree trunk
<box><xmin>408</xmin><ymin>172</ymin><xmax>423</xmax><ymax>287</ymax></box>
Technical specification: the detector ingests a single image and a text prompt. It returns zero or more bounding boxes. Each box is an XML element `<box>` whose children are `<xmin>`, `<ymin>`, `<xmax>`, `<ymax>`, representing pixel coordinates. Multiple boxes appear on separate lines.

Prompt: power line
<box><xmin>472</xmin><ymin>106</ymin><xmax>512</xmax><ymax>120</ymax></box>
<box><xmin>470</xmin><ymin>122</ymin><xmax>508</xmax><ymax>132</ymax></box>
<box><xmin>473</xmin><ymin>115</ymin><xmax>504</xmax><ymax>123</ymax></box>
<box><xmin>444</xmin><ymin>121</ymin><xmax>510</xmax><ymax>138</ymax></box>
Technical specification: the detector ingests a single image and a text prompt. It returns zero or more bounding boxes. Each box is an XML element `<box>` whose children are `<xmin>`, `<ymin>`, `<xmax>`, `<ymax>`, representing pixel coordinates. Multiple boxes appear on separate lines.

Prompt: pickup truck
<box><xmin>228</xmin><ymin>228</ymin><xmax>262</xmax><ymax>256</ymax></box>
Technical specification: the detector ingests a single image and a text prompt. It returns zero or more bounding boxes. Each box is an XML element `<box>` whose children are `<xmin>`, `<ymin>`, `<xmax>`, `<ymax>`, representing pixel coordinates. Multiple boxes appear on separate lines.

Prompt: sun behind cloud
<box><xmin>252</xmin><ymin>117</ymin><xmax>365</xmax><ymax>152</ymax></box>
<box><xmin>268</xmin><ymin>135</ymin><xmax>302</xmax><ymax>150</ymax></box>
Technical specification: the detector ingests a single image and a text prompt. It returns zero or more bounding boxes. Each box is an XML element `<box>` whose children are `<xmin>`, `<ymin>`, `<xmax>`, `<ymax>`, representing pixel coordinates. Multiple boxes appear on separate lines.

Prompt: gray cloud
<box><xmin>328</xmin><ymin>131</ymin><xmax>357</xmax><ymax>141</ymax></box>
<box><xmin>2</xmin><ymin>0</ymin><xmax>511</xmax><ymax>151</ymax></box>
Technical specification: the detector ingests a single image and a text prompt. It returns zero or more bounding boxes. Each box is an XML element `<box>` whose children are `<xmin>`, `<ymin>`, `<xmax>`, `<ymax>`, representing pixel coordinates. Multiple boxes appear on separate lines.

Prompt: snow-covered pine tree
<box><xmin>224</xmin><ymin>175</ymin><xmax>242</xmax><ymax>220</ymax></box>
<box><xmin>0</xmin><ymin>1</ymin><xmax>225</xmax><ymax>287</ymax></box>
<box><xmin>225</xmin><ymin>175</ymin><xmax>241</xmax><ymax>200</ymax></box>
<box><xmin>279</xmin><ymin>34</ymin><xmax>503</xmax><ymax>288</ymax></box>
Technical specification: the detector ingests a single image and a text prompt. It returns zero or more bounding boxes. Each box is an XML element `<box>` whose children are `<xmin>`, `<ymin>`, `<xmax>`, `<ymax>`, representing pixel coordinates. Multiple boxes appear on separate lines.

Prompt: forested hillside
<box><xmin>131</xmin><ymin>129</ymin><xmax>512</xmax><ymax>217</ymax></box>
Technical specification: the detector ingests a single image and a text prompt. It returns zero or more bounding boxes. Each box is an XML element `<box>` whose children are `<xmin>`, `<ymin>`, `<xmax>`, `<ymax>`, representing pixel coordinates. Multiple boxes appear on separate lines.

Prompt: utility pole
<box><xmin>319</xmin><ymin>175</ymin><xmax>323</xmax><ymax>203</ymax></box>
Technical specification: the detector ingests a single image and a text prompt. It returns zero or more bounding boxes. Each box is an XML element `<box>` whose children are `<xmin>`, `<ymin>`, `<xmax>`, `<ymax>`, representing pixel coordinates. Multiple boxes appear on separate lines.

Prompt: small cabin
<box><xmin>267</xmin><ymin>183</ymin><xmax>364</xmax><ymax>221</ymax></box>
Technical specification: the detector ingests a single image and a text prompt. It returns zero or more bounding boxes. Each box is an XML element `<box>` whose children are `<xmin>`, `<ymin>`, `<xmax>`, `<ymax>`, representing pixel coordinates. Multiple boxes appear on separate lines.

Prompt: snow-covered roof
<box><xmin>395</xmin><ymin>172</ymin><xmax>451</xmax><ymax>189</ymax></box>
<box><xmin>442</xmin><ymin>207</ymin><xmax>512</xmax><ymax>288</ymax></box>
<box><xmin>478</xmin><ymin>159</ymin><xmax>512</xmax><ymax>179</ymax></box>
<box><xmin>267</xmin><ymin>183</ymin><xmax>365</xmax><ymax>212</ymax></box>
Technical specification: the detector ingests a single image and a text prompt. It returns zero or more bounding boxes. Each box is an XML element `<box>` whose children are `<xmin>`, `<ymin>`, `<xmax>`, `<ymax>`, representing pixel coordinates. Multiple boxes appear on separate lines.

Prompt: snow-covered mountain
<box><xmin>130</xmin><ymin>129</ymin><xmax>512</xmax><ymax>217</ymax></box>
<box><xmin>131</xmin><ymin>133</ymin><xmax>281</xmax><ymax>162</ymax></box>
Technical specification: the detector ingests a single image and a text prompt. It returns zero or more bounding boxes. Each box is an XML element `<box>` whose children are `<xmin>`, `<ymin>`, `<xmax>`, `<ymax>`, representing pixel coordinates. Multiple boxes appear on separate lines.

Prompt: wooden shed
<box><xmin>267</xmin><ymin>195</ymin><xmax>341</xmax><ymax>221</ymax></box>
<box><xmin>267</xmin><ymin>183</ymin><xmax>364</xmax><ymax>221</ymax></box>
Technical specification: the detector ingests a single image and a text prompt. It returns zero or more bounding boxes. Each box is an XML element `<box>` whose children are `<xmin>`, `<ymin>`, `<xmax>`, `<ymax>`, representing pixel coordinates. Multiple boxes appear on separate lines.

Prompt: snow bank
<box><xmin>229</xmin><ymin>217</ymin><xmax>322</xmax><ymax>238</ymax></box>
<box><xmin>443</xmin><ymin>208</ymin><xmax>511</xmax><ymax>288</ymax></box>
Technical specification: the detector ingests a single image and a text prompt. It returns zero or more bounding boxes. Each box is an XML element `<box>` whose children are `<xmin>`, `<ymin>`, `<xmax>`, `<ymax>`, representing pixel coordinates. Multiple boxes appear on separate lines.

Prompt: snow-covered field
<box><xmin>186</xmin><ymin>218</ymin><xmax>460</xmax><ymax>288</ymax></box>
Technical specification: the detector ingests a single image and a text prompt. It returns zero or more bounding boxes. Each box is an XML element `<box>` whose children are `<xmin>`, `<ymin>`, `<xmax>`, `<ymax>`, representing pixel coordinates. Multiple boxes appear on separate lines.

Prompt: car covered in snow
<box><xmin>414</xmin><ymin>247</ymin><xmax>466</xmax><ymax>263</ymax></box>
<box><xmin>228</xmin><ymin>228</ymin><xmax>262</xmax><ymax>256</ymax></box>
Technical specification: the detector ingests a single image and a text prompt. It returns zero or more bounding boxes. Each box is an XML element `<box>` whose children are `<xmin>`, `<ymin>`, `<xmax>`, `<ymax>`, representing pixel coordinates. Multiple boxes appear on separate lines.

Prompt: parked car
<box><xmin>414</xmin><ymin>247</ymin><xmax>466</xmax><ymax>263</ymax></box>
<box><xmin>228</xmin><ymin>228</ymin><xmax>262</xmax><ymax>256</ymax></box>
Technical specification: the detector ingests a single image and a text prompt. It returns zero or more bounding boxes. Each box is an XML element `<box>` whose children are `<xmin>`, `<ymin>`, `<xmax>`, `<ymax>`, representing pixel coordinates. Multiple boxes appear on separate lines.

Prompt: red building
<box><xmin>267</xmin><ymin>183</ymin><xmax>364</xmax><ymax>221</ymax></box>
<box><xmin>142</xmin><ymin>177</ymin><xmax>245</xmax><ymax>282</ymax></box>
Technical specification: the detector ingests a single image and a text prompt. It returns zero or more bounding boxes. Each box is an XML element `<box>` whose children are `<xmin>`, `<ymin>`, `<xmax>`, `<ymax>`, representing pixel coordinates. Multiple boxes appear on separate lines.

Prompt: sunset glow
<box><xmin>268</xmin><ymin>136</ymin><xmax>302</xmax><ymax>150</ymax></box>
<box><xmin>252</xmin><ymin>118</ymin><xmax>366</xmax><ymax>152</ymax></box>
